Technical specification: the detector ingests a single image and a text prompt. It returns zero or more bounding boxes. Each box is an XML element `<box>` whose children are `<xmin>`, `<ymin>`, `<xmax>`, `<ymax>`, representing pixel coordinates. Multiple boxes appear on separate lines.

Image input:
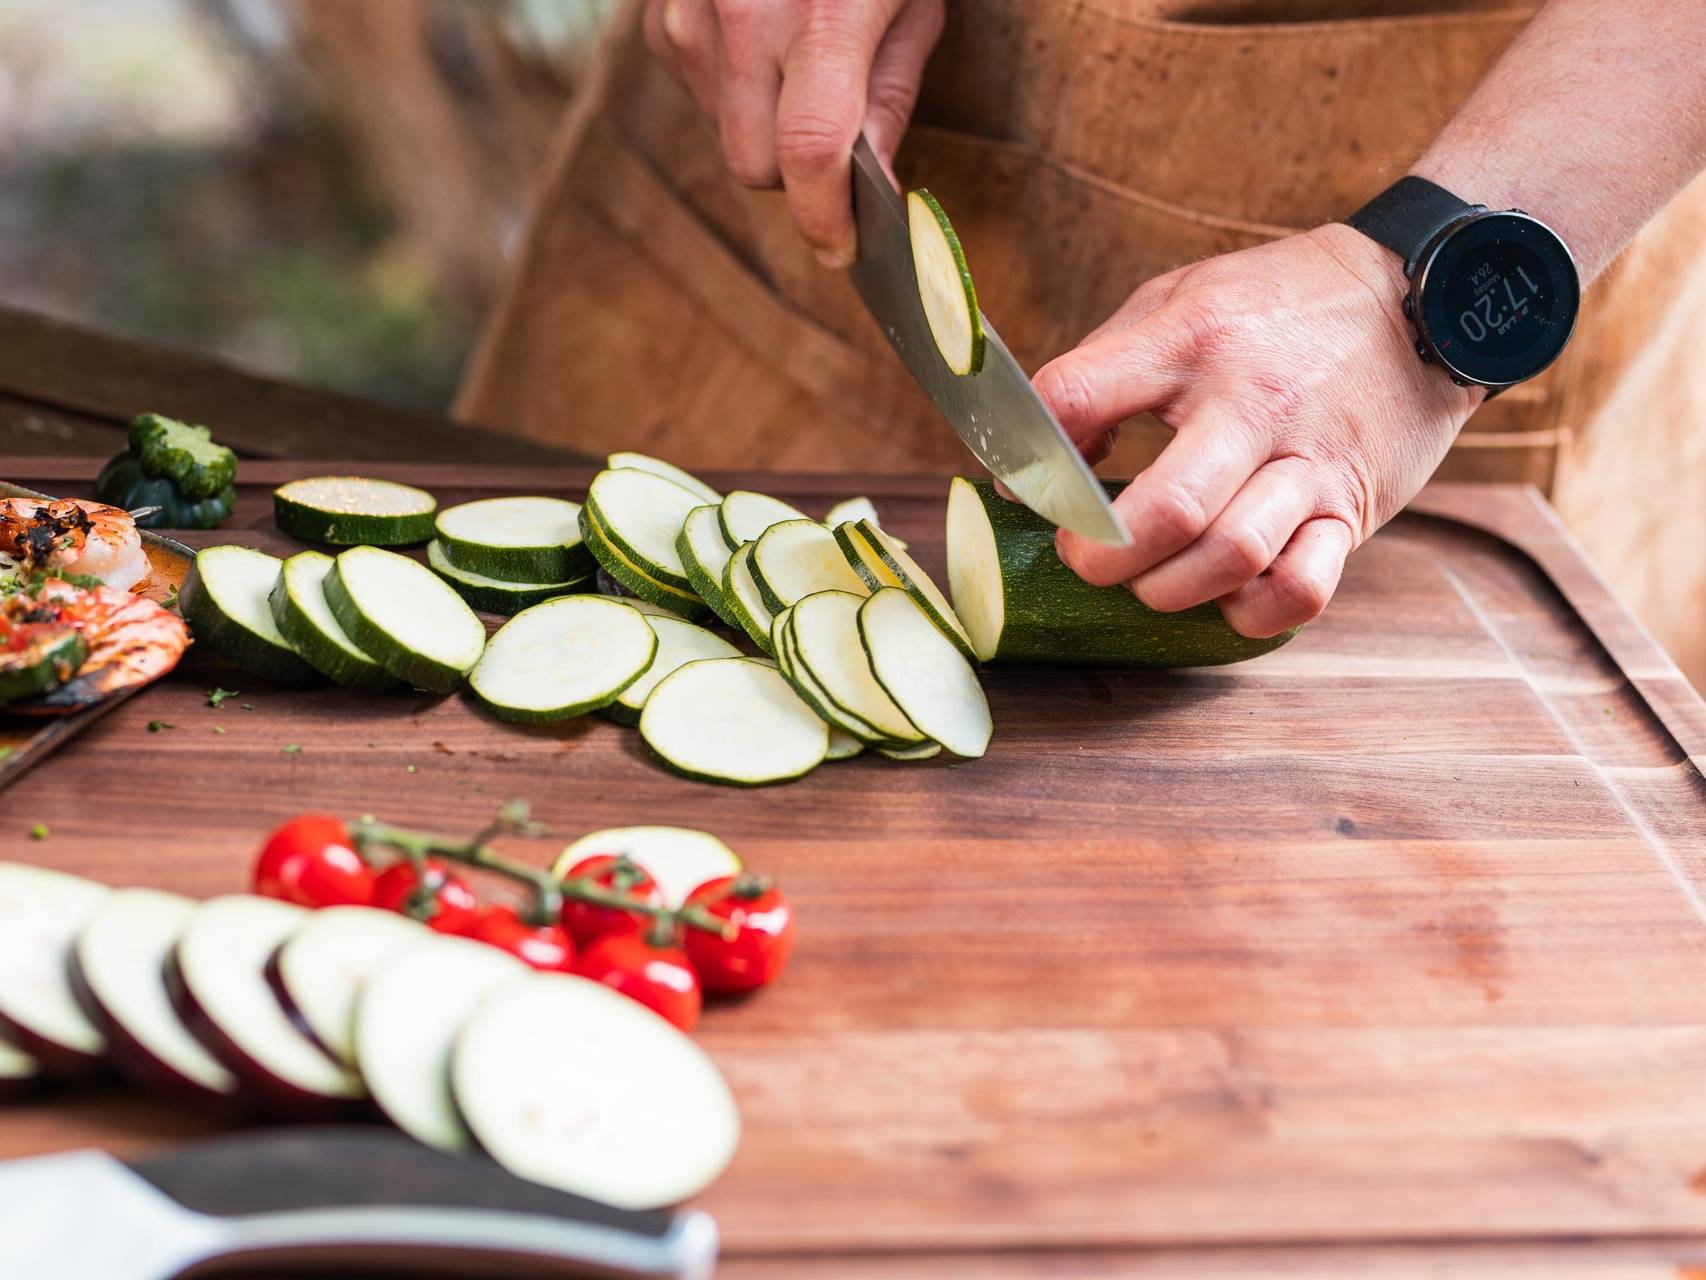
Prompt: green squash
<box><xmin>95</xmin><ymin>453</ymin><xmax>236</xmax><ymax>530</ymax></box>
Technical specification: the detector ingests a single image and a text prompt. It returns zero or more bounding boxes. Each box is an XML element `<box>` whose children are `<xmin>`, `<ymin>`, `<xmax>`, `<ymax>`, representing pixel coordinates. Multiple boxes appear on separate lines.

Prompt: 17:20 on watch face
<box><xmin>1414</xmin><ymin>212</ymin><xmax>1580</xmax><ymax>387</ymax></box>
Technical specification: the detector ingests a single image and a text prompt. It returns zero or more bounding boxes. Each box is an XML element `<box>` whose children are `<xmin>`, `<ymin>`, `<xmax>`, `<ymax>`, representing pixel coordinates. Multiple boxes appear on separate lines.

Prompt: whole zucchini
<box><xmin>944</xmin><ymin>477</ymin><xmax>1297</xmax><ymax>667</ymax></box>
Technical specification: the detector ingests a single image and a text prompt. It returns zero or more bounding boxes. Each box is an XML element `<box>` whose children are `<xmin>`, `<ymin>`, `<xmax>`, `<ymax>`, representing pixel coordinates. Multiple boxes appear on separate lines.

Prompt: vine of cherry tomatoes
<box><xmin>252</xmin><ymin>812</ymin><xmax>794</xmax><ymax>1032</ymax></box>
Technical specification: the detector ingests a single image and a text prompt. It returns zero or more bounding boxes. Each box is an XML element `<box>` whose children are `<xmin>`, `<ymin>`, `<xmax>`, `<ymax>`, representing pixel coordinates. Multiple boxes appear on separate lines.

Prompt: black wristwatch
<box><xmin>1348</xmin><ymin>175</ymin><xmax>1580</xmax><ymax>392</ymax></box>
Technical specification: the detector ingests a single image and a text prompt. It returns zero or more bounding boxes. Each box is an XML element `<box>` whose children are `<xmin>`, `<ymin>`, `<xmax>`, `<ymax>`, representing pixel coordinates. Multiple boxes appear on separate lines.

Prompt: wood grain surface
<box><xmin>4</xmin><ymin>458</ymin><xmax>1706</xmax><ymax>1278</ymax></box>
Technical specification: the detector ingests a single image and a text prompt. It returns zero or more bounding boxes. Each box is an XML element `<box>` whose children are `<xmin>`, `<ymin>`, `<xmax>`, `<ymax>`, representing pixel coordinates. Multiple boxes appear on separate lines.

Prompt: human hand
<box><xmin>1033</xmin><ymin>223</ymin><xmax>1483</xmax><ymax>639</ymax></box>
<box><xmin>644</xmin><ymin>0</ymin><xmax>945</xmax><ymax>268</ymax></box>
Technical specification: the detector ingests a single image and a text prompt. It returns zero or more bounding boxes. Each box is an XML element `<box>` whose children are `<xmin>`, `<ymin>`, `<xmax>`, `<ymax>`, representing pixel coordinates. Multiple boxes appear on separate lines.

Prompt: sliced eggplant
<box><xmin>451</xmin><ymin>972</ymin><xmax>740</xmax><ymax>1209</ymax></box>
<box><xmin>0</xmin><ymin>1036</ymin><xmax>40</xmax><ymax>1100</ymax></box>
<box><xmin>0</xmin><ymin>863</ymin><xmax>110</xmax><ymax>1074</ymax></box>
<box><xmin>70</xmin><ymin>887</ymin><xmax>239</xmax><ymax>1103</ymax></box>
<box><xmin>271</xmin><ymin>905</ymin><xmax>426</xmax><ymax>1070</ymax></box>
<box><xmin>168</xmin><ymin>895</ymin><xmax>365</xmax><ymax>1115</ymax></box>
<box><xmin>354</xmin><ymin>934</ymin><xmax>527</xmax><ymax>1151</ymax></box>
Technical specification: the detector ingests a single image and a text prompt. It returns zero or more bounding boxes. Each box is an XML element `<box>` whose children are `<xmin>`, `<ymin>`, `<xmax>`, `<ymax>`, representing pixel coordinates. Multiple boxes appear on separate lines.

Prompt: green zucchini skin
<box><xmin>947</xmin><ymin>478</ymin><xmax>1298</xmax><ymax>667</ymax></box>
<box><xmin>322</xmin><ymin>552</ymin><xmax>481</xmax><ymax>694</ymax></box>
<box><xmin>273</xmin><ymin>477</ymin><xmax>438</xmax><ymax>547</ymax></box>
<box><xmin>179</xmin><ymin>556</ymin><xmax>324</xmax><ymax>688</ymax></box>
<box><xmin>435</xmin><ymin>499</ymin><xmax>594</xmax><ymax>584</ymax></box>
<box><xmin>579</xmin><ymin>509</ymin><xmax>710</xmax><ymax>621</ymax></box>
<box><xmin>268</xmin><ymin>552</ymin><xmax>399</xmax><ymax>692</ymax></box>
<box><xmin>0</xmin><ymin>625</ymin><xmax>87</xmax><ymax>705</ymax></box>
<box><xmin>426</xmin><ymin>541</ymin><xmax>591</xmax><ymax>616</ymax></box>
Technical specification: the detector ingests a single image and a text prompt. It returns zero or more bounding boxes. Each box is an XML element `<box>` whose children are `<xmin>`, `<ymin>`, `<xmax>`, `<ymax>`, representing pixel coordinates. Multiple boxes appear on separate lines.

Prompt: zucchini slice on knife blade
<box><xmin>908</xmin><ymin>188</ymin><xmax>984</xmax><ymax>376</ymax></box>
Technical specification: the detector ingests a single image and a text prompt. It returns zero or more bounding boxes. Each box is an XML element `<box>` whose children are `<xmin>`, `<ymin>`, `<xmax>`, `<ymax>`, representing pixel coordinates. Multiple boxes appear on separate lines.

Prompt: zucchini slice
<box><xmin>945</xmin><ymin>477</ymin><xmax>1299</xmax><ymax>666</ymax></box>
<box><xmin>580</xmin><ymin>507</ymin><xmax>710</xmax><ymax>621</ymax></box>
<box><xmin>584</xmin><ymin>468</ymin><xmax>704</xmax><ymax>592</ymax></box>
<box><xmin>0</xmin><ymin>622</ymin><xmax>86</xmax><ymax>706</ymax></box>
<box><xmin>434</xmin><ymin>496</ymin><xmax>592</xmax><ymax>584</ymax></box>
<box><xmin>180</xmin><ymin>545</ymin><xmax>322</xmax><ymax>687</ymax></box>
<box><xmin>552</xmin><ymin>826</ymin><xmax>741</xmax><ymax>909</ymax></box>
<box><xmin>606</xmin><ymin>613</ymin><xmax>742</xmax><ymax>726</ymax></box>
<box><xmin>593</xmin><ymin>592</ymin><xmax>682</xmax><ymax>620</ymax></box>
<box><xmin>827</xmin><ymin>728</ymin><xmax>866</xmax><ymax>761</ymax></box>
<box><xmin>720</xmin><ymin>543</ymin><xmax>776</xmax><ymax>652</ymax></box>
<box><xmin>426</xmin><ymin>540</ymin><xmax>590</xmax><ymax>616</ymax></box>
<box><xmin>676</xmin><ymin>505</ymin><xmax>743</xmax><ymax>630</ymax></box>
<box><xmin>750</xmin><ymin>520</ymin><xmax>870</xmax><ymax>615</ymax></box>
<box><xmin>773</xmin><ymin>620</ymin><xmax>887</xmax><ymax>744</ymax></box>
<box><xmin>269</xmin><ymin>550</ymin><xmax>397</xmax><ymax>691</ymax></box>
<box><xmin>877</xmin><ymin>741</ymin><xmax>943</xmax><ymax>762</ymax></box>
<box><xmin>789</xmin><ymin>591</ymin><xmax>925</xmax><ymax>744</ymax></box>
<box><xmin>907</xmin><ymin>188</ymin><xmax>984</xmax><ymax>376</ymax></box>
<box><xmin>822</xmin><ymin>496</ymin><xmax>881</xmax><ymax>529</ymax></box>
<box><xmin>468</xmin><ymin>595</ymin><xmax>656</xmax><ymax>724</ymax></box>
<box><xmin>323</xmin><ymin>546</ymin><xmax>486</xmax><ymax>694</ymax></box>
<box><xmin>851</xmin><ymin>518</ymin><xmax>977</xmax><ymax>662</ymax></box>
<box><xmin>717</xmin><ymin>490</ymin><xmax>810</xmax><ymax>551</ymax></box>
<box><xmin>832</xmin><ymin>521</ymin><xmax>906</xmax><ymax>592</ymax></box>
<box><xmin>640</xmin><ymin>657</ymin><xmax>828</xmax><ymax>786</ymax></box>
<box><xmin>273</xmin><ymin>476</ymin><xmax>438</xmax><ymax>547</ymax></box>
<box><xmin>859</xmin><ymin>588</ymin><xmax>991</xmax><ymax>758</ymax></box>
<box><xmin>606</xmin><ymin>453</ymin><xmax>721</xmax><ymax>505</ymax></box>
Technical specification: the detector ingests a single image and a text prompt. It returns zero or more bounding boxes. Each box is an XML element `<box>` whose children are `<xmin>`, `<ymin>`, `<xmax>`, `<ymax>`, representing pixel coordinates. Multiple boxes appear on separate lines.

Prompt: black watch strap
<box><xmin>1348</xmin><ymin>176</ymin><xmax>1481</xmax><ymax>276</ymax></box>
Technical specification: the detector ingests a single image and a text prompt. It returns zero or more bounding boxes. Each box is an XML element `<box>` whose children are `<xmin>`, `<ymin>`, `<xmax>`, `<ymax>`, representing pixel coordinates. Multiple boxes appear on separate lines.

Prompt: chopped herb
<box><xmin>281</xmin><ymin>744</ymin><xmax>302</xmax><ymax>755</ymax></box>
<box><xmin>241</xmin><ymin>703</ymin><xmax>256</xmax><ymax>711</ymax></box>
<box><xmin>161</xmin><ymin>585</ymin><xmax>179</xmax><ymax>609</ymax></box>
<box><xmin>0</xmin><ymin>746</ymin><xmax>12</xmax><ymax>760</ymax></box>
<box><xmin>207</xmin><ymin>687</ymin><xmax>239</xmax><ymax>708</ymax></box>
<box><xmin>29</xmin><ymin>823</ymin><xmax>48</xmax><ymax>841</ymax></box>
<box><xmin>405</xmin><ymin>764</ymin><xmax>418</xmax><ymax>774</ymax></box>
<box><xmin>212</xmin><ymin>725</ymin><xmax>226</xmax><ymax>735</ymax></box>
<box><xmin>147</xmin><ymin>720</ymin><xmax>175</xmax><ymax>732</ymax></box>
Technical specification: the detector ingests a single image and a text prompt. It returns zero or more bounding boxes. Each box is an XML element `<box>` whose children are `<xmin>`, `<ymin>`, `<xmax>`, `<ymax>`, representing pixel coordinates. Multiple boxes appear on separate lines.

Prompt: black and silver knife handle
<box><xmin>128</xmin><ymin>1127</ymin><xmax>718</xmax><ymax>1280</ymax></box>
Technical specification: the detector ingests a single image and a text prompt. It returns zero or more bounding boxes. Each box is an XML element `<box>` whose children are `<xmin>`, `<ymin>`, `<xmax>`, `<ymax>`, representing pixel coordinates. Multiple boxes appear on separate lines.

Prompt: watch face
<box><xmin>1414</xmin><ymin>212</ymin><xmax>1580</xmax><ymax>387</ymax></box>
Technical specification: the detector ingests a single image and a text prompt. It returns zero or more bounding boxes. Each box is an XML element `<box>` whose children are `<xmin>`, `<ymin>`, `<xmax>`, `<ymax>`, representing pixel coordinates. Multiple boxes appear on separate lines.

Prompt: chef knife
<box><xmin>846</xmin><ymin>136</ymin><xmax>1132</xmax><ymax>547</ymax></box>
<box><xmin>0</xmin><ymin>1126</ymin><xmax>717</xmax><ymax>1279</ymax></box>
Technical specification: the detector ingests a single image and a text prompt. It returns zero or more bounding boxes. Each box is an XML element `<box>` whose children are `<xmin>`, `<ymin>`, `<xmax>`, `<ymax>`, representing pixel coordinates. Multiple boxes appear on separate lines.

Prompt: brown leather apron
<box><xmin>457</xmin><ymin>0</ymin><xmax>1706</xmax><ymax>685</ymax></box>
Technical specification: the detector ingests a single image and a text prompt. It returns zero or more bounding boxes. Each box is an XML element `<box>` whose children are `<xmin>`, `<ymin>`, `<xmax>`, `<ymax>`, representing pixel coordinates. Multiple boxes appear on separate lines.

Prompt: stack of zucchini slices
<box><xmin>183</xmin><ymin>454</ymin><xmax>997</xmax><ymax>787</ymax></box>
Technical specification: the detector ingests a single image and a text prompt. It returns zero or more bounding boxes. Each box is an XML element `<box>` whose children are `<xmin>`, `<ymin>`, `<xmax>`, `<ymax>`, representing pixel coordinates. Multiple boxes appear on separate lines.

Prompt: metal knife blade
<box><xmin>846</xmin><ymin>137</ymin><xmax>1132</xmax><ymax>546</ymax></box>
<box><xmin>0</xmin><ymin>1128</ymin><xmax>717</xmax><ymax>1280</ymax></box>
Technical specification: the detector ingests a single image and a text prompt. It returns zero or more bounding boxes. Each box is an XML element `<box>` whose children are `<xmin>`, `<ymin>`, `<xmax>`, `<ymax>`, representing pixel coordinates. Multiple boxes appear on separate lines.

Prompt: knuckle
<box><xmin>1143</xmin><ymin>479</ymin><xmax>1209</xmax><ymax>546</ymax></box>
<box><xmin>1174</xmin><ymin>296</ymin><xmax>1240</xmax><ymax>356</ymax></box>
<box><xmin>776</xmin><ymin>110</ymin><xmax>855</xmax><ymax>171</ymax></box>
<box><xmin>1271</xmin><ymin>561</ymin><xmax>1333</xmax><ymax>621</ymax></box>
<box><xmin>1033</xmin><ymin>361</ymin><xmax>1095</xmax><ymax>427</ymax></box>
<box><xmin>1205</xmin><ymin>522</ymin><xmax>1272</xmax><ymax>581</ymax></box>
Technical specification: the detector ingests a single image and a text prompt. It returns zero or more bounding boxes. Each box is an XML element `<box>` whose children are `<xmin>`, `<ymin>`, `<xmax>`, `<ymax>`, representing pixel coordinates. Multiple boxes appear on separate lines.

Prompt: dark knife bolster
<box><xmin>128</xmin><ymin>1127</ymin><xmax>675</xmax><ymax>1237</ymax></box>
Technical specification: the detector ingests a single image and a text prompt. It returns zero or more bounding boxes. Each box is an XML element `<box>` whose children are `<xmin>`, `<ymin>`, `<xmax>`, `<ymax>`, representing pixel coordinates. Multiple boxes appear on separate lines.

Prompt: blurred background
<box><xmin>0</xmin><ymin>0</ymin><xmax>618</xmax><ymax>409</ymax></box>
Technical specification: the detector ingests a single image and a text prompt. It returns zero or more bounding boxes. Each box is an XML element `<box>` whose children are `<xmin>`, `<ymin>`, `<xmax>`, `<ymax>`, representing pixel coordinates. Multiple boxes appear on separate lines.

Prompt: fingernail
<box><xmin>815</xmin><ymin>244</ymin><xmax>855</xmax><ymax>271</ymax></box>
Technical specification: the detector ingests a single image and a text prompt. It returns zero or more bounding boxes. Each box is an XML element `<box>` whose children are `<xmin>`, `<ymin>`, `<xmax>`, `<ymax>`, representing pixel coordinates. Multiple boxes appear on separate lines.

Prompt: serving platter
<box><xmin>0</xmin><ymin>480</ymin><xmax>195</xmax><ymax>792</ymax></box>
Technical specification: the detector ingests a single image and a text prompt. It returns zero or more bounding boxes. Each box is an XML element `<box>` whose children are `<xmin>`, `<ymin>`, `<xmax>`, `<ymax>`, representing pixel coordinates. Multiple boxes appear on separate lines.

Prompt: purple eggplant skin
<box><xmin>261</xmin><ymin>944</ymin><xmax>348</xmax><ymax>1070</ymax></box>
<box><xmin>0</xmin><ymin>1006</ymin><xmax>107</xmax><ymax>1081</ymax></box>
<box><xmin>164</xmin><ymin>945</ymin><xmax>368</xmax><ymax>1123</ymax></box>
<box><xmin>65</xmin><ymin>947</ymin><xmax>242</xmax><ymax>1111</ymax></box>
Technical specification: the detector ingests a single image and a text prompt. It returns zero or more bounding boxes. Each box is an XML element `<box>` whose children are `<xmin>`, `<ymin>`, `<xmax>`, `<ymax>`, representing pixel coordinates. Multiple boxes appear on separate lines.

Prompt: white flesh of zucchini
<box><xmin>855</xmin><ymin>519</ymin><xmax>977</xmax><ymax>661</ymax></box>
<box><xmin>435</xmin><ymin>496</ymin><xmax>586</xmax><ymax>580</ymax></box>
<box><xmin>273</xmin><ymin>550</ymin><xmax>395</xmax><ymax>689</ymax></box>
<box><xmin>718</xmin><ymin>490</ymin><xmax>810</xmax><ymax>550</ymax></box>
<box><xmin>469</xmin><ymin>596</ymin><xmax>657</xmax><ymax>723</ymax></box>
<box><xmin>827</xmin><ymin>728</ymin><xmax>865</xmax><ymax>760</ymax></box>
<box><xmin>355</xmin><ymin>934</ymin><xmax>527</xmax><ymax>1151</ymax></box>
<box><xmin>640</xmin><ymin>657</ymin><xmax>828</xmax><ymax>786</ymax></box>
<box><xmin>878</xmin><ymin>741</ymin><xmax>943</xmax><ymax>761</ymax></box>
<box><xmin>0</xmin><ymin>863</ymin><xmax>109</xmax><ymax>1068</ymax></box>
<box><xmin>329</xmin><ymin>545</ymin><xmax>487</xmax><ymax>693</ymax></box>
<box><xmin>552</xmin><ymin>826</ymin><xmax>742</xmax><ymax>909</ymax></box>
<box><xmin>187</xmin><ymin>545</ymin><xmax>320</xmax><ymax>686</ymax></box>
<box><xmin>722</xmin><ymin>543</ymin><xmax>777</xmax><ymax>652</ymax></box>
<box><xmin>907</xmin><ymin>189</ymin><xmax>983</xmax><ymax>376</ymax></box>
<box><xmin>73</xmin><ymin>888</ymin><xmax>238</xmax><ymax>1098</ymax></box>
<box><xmin>594</xmin><ymin>593</ymin><xmax>681</xmax><ymax>620</ymax></box>
<box><xmin>822</xmin><ymin>496</ymin><xmax>906</xmax><ymax>549</ymax></box>
<box><xmin>451</xmin><ymin>972</ymin><xmax>740</xmax><ymax>1209</ymax></box>
<box><xmin>774</xmin><ymin>621</ymin><xmax>886</xmax><ymax>743</ymax></box>
<box><xmin>610</xmin><ymin>615</ymin><xmax>742</xmax><ymax>724</ymax></box>
<box><xmin>751</xmin><ymin>520</ymin><xmax>870</xmax><ymax>612</ymax></box>
<box><xmin>859</xmin><ymin>588</ymin><xmax>991</xmax><ymax>758</ymax></box>
<box><xmin>607</xmin><ymin>453</ymin><xmax>721</xmax><ymax>505</ymax></box>
<box><xmin>944</xmin><ymin>477</ymin><xmax>1004</xmax><ymax>662</ymax></box>
<box><xmin>790</xmin><ymin>591</ymin><xmax>924</xmax><ymax>743</ymax></box>
<box><xmin>677</xmin><ymin>505</ymin><xmax>741</xmax><ymax>628</ymax></box>
<box><xmin>0</xmin><ymin>1038</ymin><xmax>37</xmax><ymax>1088</ymax></box>
<box><xmin>274</xmin><ymin>906</ymin><xmax>427</xmax><ymax>1069</ymax></box>
<box><xmin>587</xmin><ymin>468</ymin><xmax>704</xmax><ymax>588</ymax></box>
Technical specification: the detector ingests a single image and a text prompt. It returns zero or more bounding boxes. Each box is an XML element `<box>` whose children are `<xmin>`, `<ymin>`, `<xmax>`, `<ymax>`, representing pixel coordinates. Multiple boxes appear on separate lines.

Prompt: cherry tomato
<box><xmin>574</xmin><ymin>932</ymin><xmax>701</xmax><ymax>1031</ymax></box>
<box><xmin>559</xmin><ymin>855</ymin><xmax>662</xmax><ymax>946</ymax></box>
<box><xmin>370</xmin><ymin>859</ymin><xmax>480</xmax><ymax>934</ymax></box>
<box><xmin>467</xmin><ymin>904</ymin><xmax>576</xmax><ymax>972</ymax></box>
<box><xmin>682</xmin><ymin>874</ymin><xmax>795</xmax><ymax>994</ymax></box>
<box><xmin>253</xmin><ymin>814</ymin><xmax>375</xmax><ymax>908</ymax></box>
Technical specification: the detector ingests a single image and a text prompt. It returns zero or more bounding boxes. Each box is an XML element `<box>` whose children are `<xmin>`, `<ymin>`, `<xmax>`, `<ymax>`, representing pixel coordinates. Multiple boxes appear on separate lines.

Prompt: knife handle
<box><xmin>129</xmin><ymin>1127</ymin><xmax>716</xmax><ymax>1279</ymax></box>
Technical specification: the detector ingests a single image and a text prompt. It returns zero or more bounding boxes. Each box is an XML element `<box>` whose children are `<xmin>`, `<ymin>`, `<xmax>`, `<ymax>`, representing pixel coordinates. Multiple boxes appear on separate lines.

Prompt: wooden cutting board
<box><xmin>5</xmin><ymin>458</ymin><xmax>1706</xmax><ymax>1277</ymax></box>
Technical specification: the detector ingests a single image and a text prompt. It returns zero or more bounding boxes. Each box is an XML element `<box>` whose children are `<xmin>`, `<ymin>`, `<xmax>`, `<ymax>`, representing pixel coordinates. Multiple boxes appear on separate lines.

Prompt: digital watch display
<box><xmin>1349</xmin><ymin>177</ymin><xmax>1580</xmax><ymax>391</ymax></box>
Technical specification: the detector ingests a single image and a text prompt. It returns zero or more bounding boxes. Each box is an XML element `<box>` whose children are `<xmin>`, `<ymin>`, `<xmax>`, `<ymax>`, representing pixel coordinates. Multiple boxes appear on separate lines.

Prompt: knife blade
<box><xmin>846</xmin><ymin>136</ymin><xmax>1132</xmax><ymax>547</ymax></box>
<box><xmin>0</xmin><ymin>1127</ymin><xmax>717</xmax><ymax>1280</ymax></box>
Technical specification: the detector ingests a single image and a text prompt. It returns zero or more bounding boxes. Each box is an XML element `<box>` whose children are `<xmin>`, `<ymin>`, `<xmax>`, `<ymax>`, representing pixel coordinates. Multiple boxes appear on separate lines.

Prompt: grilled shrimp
<box><xmin>0</xmin><ymin>498</ymin><xmax>148</xmax><ymax>592</ymax></box>
<box><xmin>6</xmin><ymin>577</ymin><xmax>189</xmax><ymax>712</ymax></box>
